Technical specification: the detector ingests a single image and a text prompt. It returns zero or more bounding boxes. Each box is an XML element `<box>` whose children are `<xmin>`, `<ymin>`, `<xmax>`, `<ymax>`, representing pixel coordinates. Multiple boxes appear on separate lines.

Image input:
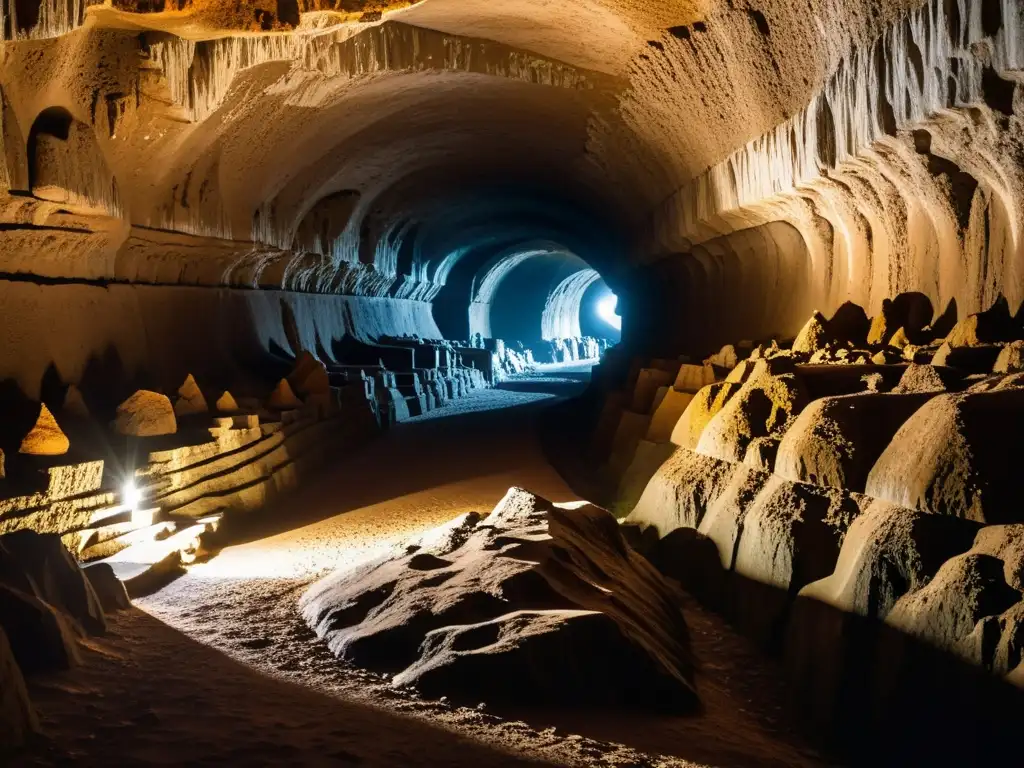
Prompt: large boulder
<box><xmin>301</xmin><ymin>488</ymin><xmax>697</xmax><ymax>710</ymax></box>
<box><xmin>774</xmin><ymin>392</ymin><xmax>931</xmax><ymax>493</ymax></box>
<box><xmin>696</xmin><ymin>357</ymin><xmax>807</xmax><ymax>463</ymax></box>
<box><xmin>625</xmin><ymin>448</ymin><xmax>734</xmax><ymax>534</ymax></box>
<box><xmin>669</xmin><ymin>382</ymin><xmax>739</xmax><ymax>449</ymax></box>
<box><xmin>174</xmin><ymin>374</ymin><xmax>208</xmax><ymax>417</ymax></box>
<box><xmin>943</xmin><ymin>298</ymin><xmax>1015</xmax><ymax>347</ymax></box>
<box><xmin>83</xmin><ymin>563</ymin><xmax>131</xmax><ymax>613</ymax></box>
<box><xmin>866</xmin><ymin>389</ymin><xmax>1024</xmax><ymax>522</ymax></box>
<box><xmin>994</xmin><ymin>341</ymin><xmax>1024</xmax><ymax>373</ymax></box>
<box><xmin>0</xmin><ymin>585</ymin><xmax>81</xmax><ymax>673</ymax></box>
<box><xmin>19</xmin><ymin>403</ymin><xmax>69</xmax><ymax>456</ymax></box>
<box><xmin>0</xmin><ymin>627</ymin><xmax>37</xmax><ymax>750</ymax></box>
<box><xmin>0</xmin><ymin>530</ymin><xmax>106</xmax><ymax>634</ymax></box>
<box><xmin>114</xmin><ymin>390</ymin><xmax>177</xmax><ymax>437</ymax></box>
<box><xmin>267</xmin><ymin>378</ymin><xmax>303</xmax><ymax>410</ymax></box>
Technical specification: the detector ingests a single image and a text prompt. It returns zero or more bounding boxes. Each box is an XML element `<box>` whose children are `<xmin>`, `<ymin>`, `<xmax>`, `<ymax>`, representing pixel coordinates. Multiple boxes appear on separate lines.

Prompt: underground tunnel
<box><xmin>1</xmin><ymin>0</ymin><xmax>1024</xmax><ymax>765</ymax></box>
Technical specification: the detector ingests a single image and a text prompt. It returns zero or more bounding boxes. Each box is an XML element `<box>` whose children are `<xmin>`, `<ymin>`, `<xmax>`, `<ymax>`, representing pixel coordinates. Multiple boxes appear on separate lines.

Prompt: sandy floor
<box><xmin>15</xmin><ymin>376</ymin><xmax>826</xmax><ymax>767</ymax></box>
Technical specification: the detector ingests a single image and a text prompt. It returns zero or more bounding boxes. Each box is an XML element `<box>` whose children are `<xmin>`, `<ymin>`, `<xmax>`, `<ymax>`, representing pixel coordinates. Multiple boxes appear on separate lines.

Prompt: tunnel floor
<box><xmin>19</xmin><ymin>372</ymin><xmax>823</xmax><ymax>768</ymax></box>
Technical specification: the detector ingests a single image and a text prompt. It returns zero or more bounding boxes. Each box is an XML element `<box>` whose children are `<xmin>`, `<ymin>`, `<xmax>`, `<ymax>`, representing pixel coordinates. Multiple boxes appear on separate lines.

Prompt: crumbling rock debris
<box><xmin>18</xmin><ymin>403</ymin><xmax>69</xmax><ymax>456</ymax></box>
<box><xmin>115</xmin><ymin>391</ymin><xmax>178</xmax><ymax>437</ymax></box>
<box><xmin>175</xmin><ymin>374</ymin><xmax>209</xmax><ymax>416</ymax></box>
<box><xmin>301</xmin><ymin>488</ymin><xmax>698</xmax><ymax>710</ymax></box>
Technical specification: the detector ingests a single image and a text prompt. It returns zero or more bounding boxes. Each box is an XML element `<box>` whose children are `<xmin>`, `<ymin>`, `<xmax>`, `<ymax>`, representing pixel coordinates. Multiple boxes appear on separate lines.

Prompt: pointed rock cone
<box><xmin>62</xmin><ymin>385</ymin><xmax>90</xmax><ymax>419</ymax></box>
<box><xmin>888</xmin><ymin>327</ymin><xmax>910</xmax><ymax>350</ymax></box>
<box><xmin>175</xmin><ymin>374</ymin><xmax>208</xmax><ymax>416</ymax></box>
<box><xmin>288</xmin><ymin>351</ymin><xmax>330</xmax><ymax>395</ymax></box>
<box><xmin>115</xmin><ymin>391</ymin><xmax>177</xmax><ymax>436</ymax></box>
<box><xmin>19</xmin><ymin>404</ymin><xmax>70</xmax><ymax>455</ymax></box>
<box><xmin>215</xmin><ymin>391</ymin><xmax>239</xmax><ymax>413</ymax></box>
<box><xmin>267</xmin><ymin>378</ymin><xmax>302</xmax><ymax>410</ymax></box>
<box><xmin>792</xmin><ymin>311</ymin><xmax>830</xmax><ymax>354</ymax></box>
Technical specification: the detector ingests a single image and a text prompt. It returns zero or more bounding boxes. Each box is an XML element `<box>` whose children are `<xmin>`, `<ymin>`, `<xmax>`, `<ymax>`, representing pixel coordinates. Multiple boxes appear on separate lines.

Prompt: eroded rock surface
<box><xmin>302</xmin><ymin>487</ymin><xmax>697</xmax><ymax>710</ymax></box>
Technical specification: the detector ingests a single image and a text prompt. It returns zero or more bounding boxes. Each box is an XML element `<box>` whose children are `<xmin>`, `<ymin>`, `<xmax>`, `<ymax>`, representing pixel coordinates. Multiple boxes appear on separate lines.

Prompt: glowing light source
<box><xmin>596</xmin><ymin>293</ymin><xmax>621</xmax><ymax>330</ymax></box>
<box><xmin>123</xmin><ymin>480</ymin><xmax>142</xmax><ymax>511</ymax></box>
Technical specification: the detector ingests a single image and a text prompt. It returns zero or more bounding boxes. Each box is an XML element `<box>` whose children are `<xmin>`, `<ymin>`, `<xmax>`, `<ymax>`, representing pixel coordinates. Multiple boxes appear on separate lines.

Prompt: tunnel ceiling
<box><xmin>0</xmin><ymin>0</ymin><xmax>1021</xmax><ymax>350</ymax></box>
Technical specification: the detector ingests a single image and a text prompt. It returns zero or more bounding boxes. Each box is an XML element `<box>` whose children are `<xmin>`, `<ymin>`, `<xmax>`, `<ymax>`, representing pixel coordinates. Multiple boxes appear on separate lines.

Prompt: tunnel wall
<box><xmin>0</xmin><ymin>278</ymin><xmax>438</xmax><ymax>402</ymax></box>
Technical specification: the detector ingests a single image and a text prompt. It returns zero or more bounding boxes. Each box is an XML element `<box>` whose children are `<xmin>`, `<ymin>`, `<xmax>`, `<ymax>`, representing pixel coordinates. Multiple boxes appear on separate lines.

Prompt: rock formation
<box><xmin>19</xmin><ymin>404</ymin><xmax>70</xmax><ymax>455</ymax></box>
<box><xmin>267</xmin><ymin>378</ymin><xmax>302</xmax><ymax>410</ymax></box>
<box><xmin>215</xmin><ymin>391</ymin><xmax>240</xmax><ymax>413</ymax></box>
<box><xmin>302</xmin><ymin>487</ymin><xmax>697</xmax><ymax>710</ymax></box>
<box><xmin>174</xmin><ymin>374</ymin><xmax>209</xmax><ymax>416</ymax></box>
<box><xmin>115</xmin><ymin>391</ymin><xmax>178</xmax><ymax>437</ymax></box>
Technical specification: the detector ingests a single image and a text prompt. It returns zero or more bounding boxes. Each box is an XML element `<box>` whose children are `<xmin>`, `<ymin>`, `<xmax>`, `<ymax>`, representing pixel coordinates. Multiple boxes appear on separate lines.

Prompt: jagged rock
<box><xmin>827</xmin><ymin>302</ymin><xmax>870</xmax><ymax>346</ymax></box>
<box><xmin>866</xmin><ymin>389</ymin><xmax>1024</xmax><ymax>523</ymax></box>
<box><xmin>888</xmin><ymin>327</ymin><xmax>909</xmax><ymax>349</ymax></box>
<box><xmin>669</xmin><ymin>382</ymin><xmax>739</xmax><ymax>449</ymax></box>
<box><xmin>774</xmin><ymin>392</ymin><xmax>931</xmax><ymax>493</ymax></box>
<box><xmin>289</xmin><ymin>351</ymin><xmax>330</xmax><ymax>395</ymax></box>
<box><xmin>697</xmin><ymin>463</ymin><xmax>772</xmax><ymax>571</ymax></box>
<box><xmin>0</xmin><ymin>585</ymin><xmax>81</xmax><ymax>673</ymax></box>
<box><xmin>267</xmin><ymin>378</ymin><xmax>303</xmax><ymax>410</ymax></box>
<box><xmin>731</xmin><ymin>474</ymin><xmax>865</xmax><ymax>645</ymax></box>
<box><xmin>892</xmin><ymin>363</ymin><xmax>962</xmax><ymax>393</ymax></box>
<box><xmin>83</xmin><ymin>563</ymin><xmax>131</xmax><ymax>613</ymax></box>
<box><xmin>19</xmin><ymin>403</ymin><xmax>69</xmax><ymax>456</ymax></box>
<box><xmin>886</xmin><ymin>553</ymin><xmax>1021</xmax><ymax>657</ymax></box>
<box><xmin>645</xmin><ymin>389</ymin><xmax>693</xmax><ymax>443</ymax></box>
<box><xmin>742</xmin><ymin>435</ymin><xmax>780</xmax><ymax>471</ymax></box>
<box><xmin>792</xmin><ymin>311</ymin><xmax>831</xmax><ymax>353</ymax></box>
<box><xmin>868</xmin><ymin>294</ymin><xmax>934</xmax><ymax>345</ymax></box>
<box><xmin>115</xmin><ymin>390</ymin><xmax>177</xmax><ymax>437</ymax></box>
<box><xmin>301</xmin><ymin>488</ymin><xmax>698</xmax><ymax>710</ymax></box>
<box><xmin>215</xmin><ymin>391</ymin><xmax>240</xmax><ymax>413</ymax></box>
<box><xmin>0</xmin><ymin>530</ymin><xmax>106</xmax><ymax>634</ymax></box>
<box><xmin>673</xmin><ymin>363</ymin><xmax>715</xmax><ymax>393</ymax></box>
<box><xmin>796</xmin><ymin>501</ymin><xmax>981</xmax><ymax>620</ymax></box>
<box><xmin>626</xmin><ymin>447</ymin><xmax>734</xmax><ymax>534</ymax></box>
<box><xmin>174</xmin><ymin>374</ymin><xmax>208</xmax><ymax>416</ymax></box>
<box><xmin>62</xmin><ymin>384</ymin><xmax>90</xmax><ymax>419</ymax></box>
<box><xmin>0</xmin><ymin>626</ymin><xmax>37</xmax><ymax>749</ymax></box>
<box><xmin>632</xmin><ymin>368</ymin><xmax>673</xmax><ymax>414</ymax></box>
<box><xmin>704</xmin><ymin>344</ymin><xmax>738</xmax><ymax>370</ymax></box>
<box><xmin>932</xmin><ymin>342</ymin><xmax>1003</xmax><ymax>372</ymax></box>
<box><xmin>994</xmin><ymin>341</ymin><xmax>1024</xmax><ymax>373</ymax></box>
<box><xmin>696</xmin><ymin>357</ymin><xmax>807</xmax><ymax>463</ymax></box>
<box><xmin>870</xmin><ymin>348</ymin><xmax>901</xmax><ymax>365</ymax></box>
<box><xmin>613</xmin><ymin>440</ymin><xmax>677</xmax><ymax>518</ymax></box>
<box><xmin>944</xmin><ymin>299</ymin><xmax>1014</xmax><ymax>347</ymax></box>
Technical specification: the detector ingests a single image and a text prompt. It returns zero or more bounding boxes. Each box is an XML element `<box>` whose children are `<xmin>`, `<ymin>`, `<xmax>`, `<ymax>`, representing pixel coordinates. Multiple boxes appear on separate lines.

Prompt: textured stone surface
<box><xmin>115</xmin><ymin>391</ymin><xmax>177</xmax><ymax>437</ymax></box>
<box><xmin>302</xmin><ymin>488</ymin><xmax>697</xmax><ymax>710</ymax></box>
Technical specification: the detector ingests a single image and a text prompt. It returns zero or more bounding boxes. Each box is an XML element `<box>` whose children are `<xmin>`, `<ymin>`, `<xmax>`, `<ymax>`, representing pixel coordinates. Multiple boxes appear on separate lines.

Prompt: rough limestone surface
<box><xmin>866</xmin><ymin>390</ymin><xmax>1024</xmax><ymax>523</ymax></box>
<box><xmin>891</xmin><ymin>363</ymin><xmax>961</xmax><ymax>393</ymax></box>
<box><xmin>669</xmin><ymin>382</ymin><xmax>739</xmax><ymax>449</ymax></box>
<box><xmin>0</xmin><ymin>530</ymin><xmax>106</xmax><ymax>634</ymax></box>
<box><xmin>796</xmin><ymin>501</ymin><xmax>981</xmax><ymax>620</ymax></box>
<box><xmin>268</xmin><ymin>378</ymin><xmax>303</xmax><ymax>410</ymax></box>
<box><xmin>994</xmin><ymin>341</ymin><xmax>1024</xmax><ymax>373</ymax></box>
<box><xmin>774</xmin><ymin>392</ymin><xmax>930</xmax><ymax>493</ymax></box>
<box><xmin>83</xmin><ymin>563</ymin><xmax>131</xmax><ymax>613</ymax></box>
<box><xmin>115</xmin><ymin>390</ymin><xmax>177</xmax><ymax>437</ymax></box>
<box><xmin>673</xmin><ymin>363</ymin><xmax>715</xmax><ymax>393</ymax></box>
<box><xmin>215</xmin><ymin>391</ymin><xmax>240</xmax><ymax>413</ymax></box>
<box><xmin>696</xmin><ymin>357</ymin><xmax>807</xmax><ymax>463</ymax></box>
<box><xmin>626</xmin><ymin>448</ymin><xmax>734</xmax><ymax>534</ymax></box>
<box><xmin>18</xmin><ymin>404</ymin><xmax>70</xmax><ymax>456</ymax></box>
<box><xmin>301</xmin><ymin>488</ymin><xmax>697</xmax><ymax>710</ymax></box>
<box><xmin>791</xmin><ymin>311</ymin><xmax>830</xmax><ymax>353</ymax></box>
<box><xmin>174</xmin><ymin>374</ymin><xmax>209</xmax><ymax>416</ymax></box>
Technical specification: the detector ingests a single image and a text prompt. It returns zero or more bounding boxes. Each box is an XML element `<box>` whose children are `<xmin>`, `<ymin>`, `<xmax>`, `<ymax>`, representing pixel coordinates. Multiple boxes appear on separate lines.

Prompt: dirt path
<box><xmin>16</xmin><ymin>379</ymin><xmax>826</xmax><ymax>767</ymax></box>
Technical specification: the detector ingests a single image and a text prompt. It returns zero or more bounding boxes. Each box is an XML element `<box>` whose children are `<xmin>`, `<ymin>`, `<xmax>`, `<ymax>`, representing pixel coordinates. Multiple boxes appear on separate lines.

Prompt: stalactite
<box><xmin>0</xmin><ymin>0</ymin><xmax>86</xmax><ymax>41</ymax></box>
